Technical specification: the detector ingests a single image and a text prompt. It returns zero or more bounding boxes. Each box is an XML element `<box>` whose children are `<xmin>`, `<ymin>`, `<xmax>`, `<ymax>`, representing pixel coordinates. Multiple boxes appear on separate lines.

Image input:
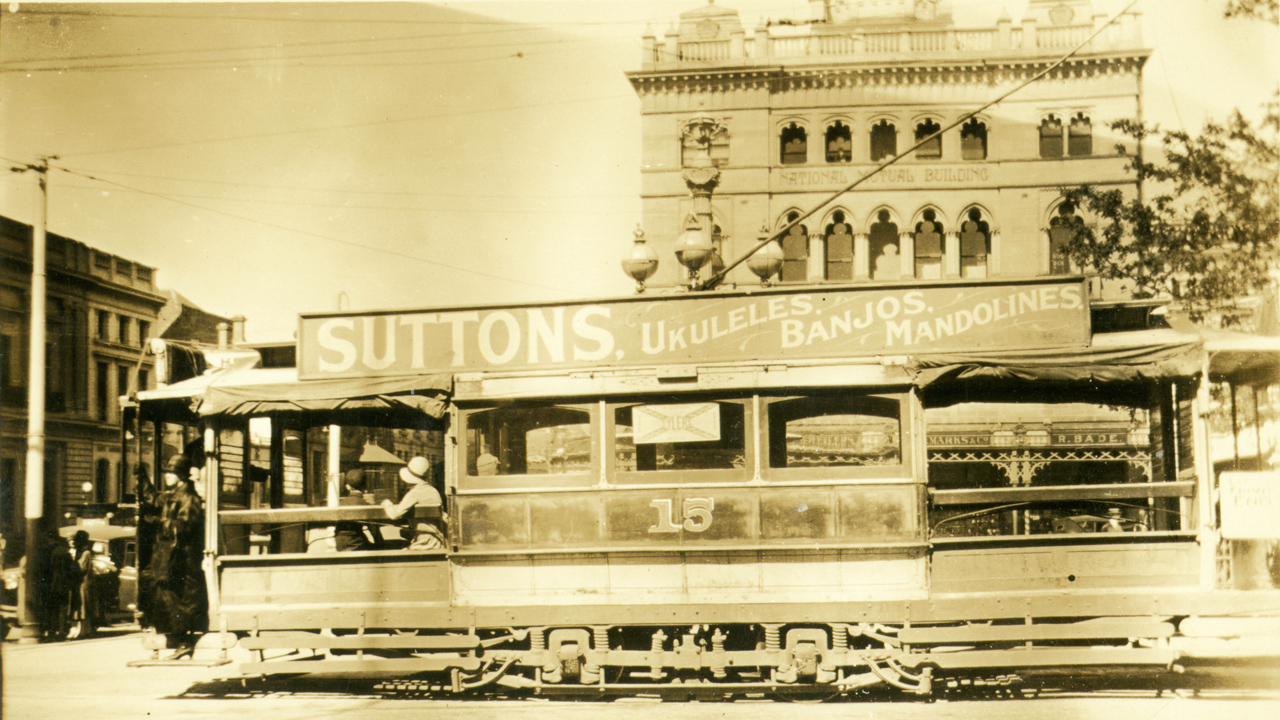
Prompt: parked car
<box><xmin>0</xmin><ymin>525</ymin><xmax>138</xmax><ymax>640</ymax></box>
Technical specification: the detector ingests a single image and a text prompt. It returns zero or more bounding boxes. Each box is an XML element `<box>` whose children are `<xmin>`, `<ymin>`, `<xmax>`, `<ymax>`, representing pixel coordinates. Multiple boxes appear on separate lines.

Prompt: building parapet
<box><xmin>640</xmin><ymin>10</ymin><xmax>1144</xmax><ymax>71</ymax></box>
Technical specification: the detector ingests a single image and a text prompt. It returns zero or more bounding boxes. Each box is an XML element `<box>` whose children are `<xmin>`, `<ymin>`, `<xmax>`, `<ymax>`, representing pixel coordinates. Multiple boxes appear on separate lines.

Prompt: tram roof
<box><xmin>136</xmin><ymin>319</ymin><xmax>1279</xmax><ymax>416</ymax></box>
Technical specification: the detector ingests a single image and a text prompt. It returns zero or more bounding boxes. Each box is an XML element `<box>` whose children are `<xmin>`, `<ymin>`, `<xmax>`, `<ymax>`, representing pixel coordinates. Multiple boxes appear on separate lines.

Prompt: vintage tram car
<box><xmin>125</xmin><ymin>278</ymin><xmax>1280</xmax><ymax>695</ymax></box>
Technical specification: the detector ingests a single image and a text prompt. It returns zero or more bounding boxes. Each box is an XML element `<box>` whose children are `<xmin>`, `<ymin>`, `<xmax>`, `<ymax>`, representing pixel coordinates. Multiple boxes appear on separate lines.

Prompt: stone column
<box><xmin>899</xmin><ymin>231</ymin><xmax>915</xmax><ymax>279</ymax></box>
<box><xmin>808</xmin><ymin>232</ymin><xmax>826</xmax><ymax>281</ymax></box>
<box><xmin>945</xmin><ymin>231</ymin><xmax>960</xmax><ymax>278</ymax></box>
<box><xmin>855</xmin><ymin>233</ymin><xmax>870</xmax><ymax>280</ymax></box>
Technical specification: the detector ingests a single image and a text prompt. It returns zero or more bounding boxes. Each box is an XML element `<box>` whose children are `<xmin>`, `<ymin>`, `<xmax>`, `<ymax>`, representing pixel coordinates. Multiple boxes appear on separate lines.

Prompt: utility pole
<box><xmin>11</xmin><ymin>156</ymin><xmax>56</xmax><ymax>642</ymax></box>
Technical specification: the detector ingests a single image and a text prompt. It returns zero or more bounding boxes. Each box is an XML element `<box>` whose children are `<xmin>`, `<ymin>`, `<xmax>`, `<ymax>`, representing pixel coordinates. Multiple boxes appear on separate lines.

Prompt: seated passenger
<box><xmin>476</xmin><ymin>452</ymin><xmax>499</xmax><ymax>476</ymax></box>
<box><xmin>334</xmin><ymin>469</ymin><xmax>378</xmax><ymax>552</ymax></box>
<box><xmin>383</xmin><ymin>456</ymin><xmax>447</xmax><ymax>549</ymax></box>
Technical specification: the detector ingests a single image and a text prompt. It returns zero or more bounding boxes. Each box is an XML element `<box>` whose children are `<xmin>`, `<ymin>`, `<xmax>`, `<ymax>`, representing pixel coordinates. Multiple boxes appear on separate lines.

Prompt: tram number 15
<box><xmin>649</xmin><ymin>498</ymin><xmax>715</xmax><ymax>533</ymax></box>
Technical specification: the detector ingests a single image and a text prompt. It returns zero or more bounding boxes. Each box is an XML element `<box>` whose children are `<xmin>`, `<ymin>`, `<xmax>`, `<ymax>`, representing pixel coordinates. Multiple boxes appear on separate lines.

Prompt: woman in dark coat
<box><xmin>139</xmin><ymin>454</ymin><xmax>208</xmax><ymax>658</ymax></box>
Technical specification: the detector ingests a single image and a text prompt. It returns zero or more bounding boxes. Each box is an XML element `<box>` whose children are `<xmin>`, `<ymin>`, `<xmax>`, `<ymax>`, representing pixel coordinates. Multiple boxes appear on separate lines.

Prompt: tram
<box><xmin>124</xmin><ymin>277</ymin><xmax>1280</xmax><ymax>695</ymax></box>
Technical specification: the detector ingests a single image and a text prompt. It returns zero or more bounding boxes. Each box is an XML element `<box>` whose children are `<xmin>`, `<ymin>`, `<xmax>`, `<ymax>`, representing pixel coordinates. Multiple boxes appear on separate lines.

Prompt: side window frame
<box><xmin>458</xmin><ymin>402</ymin><xmax>598</xmax><ymax>491</ymax></box>
<box><xmin>761</xmin><ymin>392</ymin><xmax>913</xmax><ymax>483</ymax></box>
<box><xmin>608</xmin><ymin>396</ymin><xmax>753</xmax><ymax>486</ymax></box>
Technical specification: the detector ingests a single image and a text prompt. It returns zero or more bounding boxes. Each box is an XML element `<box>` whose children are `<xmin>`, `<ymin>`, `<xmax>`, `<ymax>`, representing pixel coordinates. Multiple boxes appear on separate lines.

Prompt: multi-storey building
<box><xmin>0</xmin><ymin>215</ymin><xmax>229</xmax><ymax>549</ymax></box>
<box><xmin>627</xmin><ymin>0</ymin><xmax>1147</xmax><ymax>290</ymax></box>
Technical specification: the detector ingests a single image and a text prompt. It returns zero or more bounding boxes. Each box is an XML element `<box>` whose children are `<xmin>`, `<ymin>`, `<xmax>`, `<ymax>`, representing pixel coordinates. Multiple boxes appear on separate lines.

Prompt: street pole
<box><xmin>16</xmin><ymin>156</ymin><xmax>55</xmax><ymax>642</ymax></box>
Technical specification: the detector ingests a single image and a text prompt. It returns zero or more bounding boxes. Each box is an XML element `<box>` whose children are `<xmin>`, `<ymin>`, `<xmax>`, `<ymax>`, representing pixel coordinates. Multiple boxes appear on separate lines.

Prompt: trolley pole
<box><xmin>14</xmin><ymin>156</ymin><xmax>55</xmax><ymax>643</ymax></box>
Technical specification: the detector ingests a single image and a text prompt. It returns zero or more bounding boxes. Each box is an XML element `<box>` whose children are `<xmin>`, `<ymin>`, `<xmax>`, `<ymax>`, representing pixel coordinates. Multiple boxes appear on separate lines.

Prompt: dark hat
<box><xmin>164</xmin><ymin>454</ymin><xmax>191</xmax><ymax>478</ymax></box>
<box><xmin>343</xmin><ymin>468</ymin><xmax>366</xmax><ymax>490</ymax></box>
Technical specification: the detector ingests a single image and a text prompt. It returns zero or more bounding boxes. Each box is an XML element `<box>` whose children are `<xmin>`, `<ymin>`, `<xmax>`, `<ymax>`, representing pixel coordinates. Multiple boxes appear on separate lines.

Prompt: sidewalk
<box><xmin>1</xmin><ymin>628</ymin><xmax>255</xmax><ymax>719</ymax></box>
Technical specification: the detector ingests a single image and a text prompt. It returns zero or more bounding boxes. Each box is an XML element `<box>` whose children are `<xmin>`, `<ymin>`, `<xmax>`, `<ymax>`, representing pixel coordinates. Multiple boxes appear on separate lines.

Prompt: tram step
<box><xmin>240</xmin><ymin>655</ymin><xmax>483</xmax><ymax>676</ymax></box>
<box><xmin>240</xmin><ymin>632</ymin><xmax>482</xmax><ymax>651</ymax></box>
<box><xmin>1178</xmin><ymin>617</ymin><xmax>1280</xmax><ymax>637</ymax></box>
<box><xmin>898</xmin><ymin>618</ymin><xmax>1174</xmax><ymax>645</ymax></box>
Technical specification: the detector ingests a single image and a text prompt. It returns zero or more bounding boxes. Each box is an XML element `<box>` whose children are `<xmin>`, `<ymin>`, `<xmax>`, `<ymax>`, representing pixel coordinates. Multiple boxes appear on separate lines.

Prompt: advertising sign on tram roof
<box><xmin>297</xmin><ymin>278</ymin><xmax>1090</xmax><ymax>380</ymax></box>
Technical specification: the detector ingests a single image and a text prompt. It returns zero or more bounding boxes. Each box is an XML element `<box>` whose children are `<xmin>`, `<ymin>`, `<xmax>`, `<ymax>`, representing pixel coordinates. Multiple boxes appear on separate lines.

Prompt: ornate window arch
<box><xmin>869</xmin><ymin>119</ymin><xmax>898</xmax><ymax>162</ymax></box>
<box><xmin>777</xmin><ymin>210</ymin><xmax>810</xmax><ymax>282</ymax></box>
<box><xmin>912</xmin><ymin>207</ymin><xmax>946</xmax><ymax>279</ymax></box>
<box><xmin>780</xmin><ymin>121</ymin><xmax>808</xmax><ymax>165</ymax></box>
<box><xmin>823</xmin><ymin>209</ymin><xmax>856</xmax><ymax>281</ymax></box>
<box><xmin>914</xmin><ymin>117</ymin><xmax>943</xmax><ymax>160</ymax></box>
<box><xmin>867</xmin><ymin>208</ymin><xmax>903</xmax><ymax>281</ymax></box>
<box><xmin>957</xmin><ymin>206</ymin><xmax>992</xmax><ymax>279</ymax></box>
<box><xmin>1039</xmin><ymin>114</ymin><xmax>1064</xmax><ymax>158</ymax></box>
<box><xmin>1068</xmin><ymin>112</ymin><xmax>1093</xmax><ymax>157</ymax></box>
<box><xmin>825</xmin><ymin>120</ymin><xmax>853</xmax><ymax>163</ymax></box>
<box><xmin>1047</xmin><ymin>200</ymin><xmax>1087</xmax><ymax>275</ymax></box>
<box><xmin>961</xmin><ymin>117</ymin><xmax>988</xmax><ymax>160</ymax></box>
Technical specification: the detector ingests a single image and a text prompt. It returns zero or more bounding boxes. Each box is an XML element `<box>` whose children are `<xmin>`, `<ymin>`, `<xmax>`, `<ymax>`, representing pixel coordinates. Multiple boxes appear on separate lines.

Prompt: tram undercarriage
<box><xmin>227</xmin><ymin>611</ymin><xmax>1280</xmax><ymax>697</ymax></box>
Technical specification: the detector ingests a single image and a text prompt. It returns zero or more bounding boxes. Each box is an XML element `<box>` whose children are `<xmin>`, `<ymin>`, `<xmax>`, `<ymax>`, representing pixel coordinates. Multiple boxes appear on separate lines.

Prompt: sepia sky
<box><xmin>1</xmin><ymin>0</ymin><xmax>1276</xmax><ymax>342</ymax></box>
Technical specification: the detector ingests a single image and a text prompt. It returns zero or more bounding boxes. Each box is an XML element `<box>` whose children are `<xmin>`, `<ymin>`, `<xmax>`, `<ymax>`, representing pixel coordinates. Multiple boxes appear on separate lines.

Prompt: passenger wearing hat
<box><xmin>138</xmin><ymin>453</ymin><xmax>208</xmax><ymax>658</ymax></box>
<box><xmin>334</xmin><ymin>468</ymin><xmax>378</xmax><ymax>552</ymax></box>
<box><xmin>383</xmin><ymin>456</ymin><xmax>446</xmax><ymax>549</ymax></box>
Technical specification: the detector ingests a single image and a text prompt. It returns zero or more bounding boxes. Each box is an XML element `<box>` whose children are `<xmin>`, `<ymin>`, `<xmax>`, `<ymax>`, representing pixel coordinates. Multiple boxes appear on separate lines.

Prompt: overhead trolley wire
<box><xmin>51</xmin><ymin>166</ymin><xmax>597</xmax><ymax>298</ymax></box>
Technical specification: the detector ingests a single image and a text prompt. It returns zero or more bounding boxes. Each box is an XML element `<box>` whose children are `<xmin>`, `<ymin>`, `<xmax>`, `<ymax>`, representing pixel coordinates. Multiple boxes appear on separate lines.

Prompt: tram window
<box><xmin>766</xmin><ymin>395</ymin><xmax>901</xmax><ymax>469</ymax></box>
<box><xmin>925</xmin><ymin>396</ymin><xmax>1186</xmax><ymax>538</ymax></box>
<box><xmin>464</xmin><ymin>405</ymin><xmax>592</xmax><ymax>479</ymax></box>
<box><xmin>613</xmin><ymin>401</ymin><xmax>746</xmax><ymax>478</ymax></box>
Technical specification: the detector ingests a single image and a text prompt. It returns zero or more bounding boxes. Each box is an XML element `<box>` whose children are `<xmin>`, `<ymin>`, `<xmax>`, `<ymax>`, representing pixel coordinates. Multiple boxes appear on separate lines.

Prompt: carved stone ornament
<box><xmin>681</xmin><ymin>166</ymin><xmax>721</xmax><ymax>193</ymax></box>
<box><xmin>1049</xmin><ymin>3</ymin><xmax>1075</xmax><ymax>26</ymax></box>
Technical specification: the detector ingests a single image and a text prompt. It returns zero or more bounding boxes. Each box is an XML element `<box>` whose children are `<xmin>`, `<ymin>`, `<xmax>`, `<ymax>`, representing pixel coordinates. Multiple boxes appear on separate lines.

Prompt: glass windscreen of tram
<box><xmin>925</xmin><ymin>395</ymin><xmax>1188</xmax><ymax>539</ymax></box>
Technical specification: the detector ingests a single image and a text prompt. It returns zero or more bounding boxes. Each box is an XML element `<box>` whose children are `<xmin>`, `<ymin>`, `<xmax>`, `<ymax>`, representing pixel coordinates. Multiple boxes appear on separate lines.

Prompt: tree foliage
<box><xmin>1059</xmin><ymin>96</ymin><xmax>1279</xmax><ymax>326</ymax></box>
<box><xmin>1221</xmin><ymin>0</ymin><xmax>1279</xmax><ymax>24</ymax></box>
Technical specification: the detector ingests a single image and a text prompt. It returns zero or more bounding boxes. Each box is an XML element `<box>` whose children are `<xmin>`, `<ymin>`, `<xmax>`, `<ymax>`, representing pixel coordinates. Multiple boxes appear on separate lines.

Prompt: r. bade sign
<box><xmin>298</xmin><ymin>280</ymin><xmax>1089</xmax><ymax>379</ymax></box>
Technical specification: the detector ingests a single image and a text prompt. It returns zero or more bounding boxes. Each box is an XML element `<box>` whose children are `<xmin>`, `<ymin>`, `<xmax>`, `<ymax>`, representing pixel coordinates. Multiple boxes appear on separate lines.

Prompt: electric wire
<box><xmin>50</xmin><ymin>166</ymin><xmax>598</xmax><ymax>298</ymax></box>
<box><xmin>55</xmin><ymin>91</ymin><xmax>634</xmax><ymax>159</ymax></box>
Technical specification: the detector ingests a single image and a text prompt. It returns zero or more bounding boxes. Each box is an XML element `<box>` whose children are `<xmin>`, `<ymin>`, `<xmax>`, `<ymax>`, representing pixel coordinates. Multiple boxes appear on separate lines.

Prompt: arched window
<box><xmin>780</xmin><ymin>123</ymin><xmax>807</xmax><ymax>165</ymax></box>
<box><xmin>914</xmin><ymin>210</ymin><xmax>945</xmax><ymax>279</ymax></box>
<box><xmin>961</xmin><ymin>119</ymin><xmax>988</xmax><ymax>160</ymax></box>
<box><xmin>1039</xmin><ymin>115</ymin><xmax>1064</xmax><ymax>158</ymax></box>
<box><xmin>869</xmin><ymin>210</ymin><xmax>900</xmax><ymax>281</ymax></box>
<box><xmin>95</xmin><ymin>458</ymin><xmax>110</xmax><ymax>504</ymax></box>
<box><xmin>825</xmin><ymin>210</ymin><xmax>855</xmax><ymax>281</ymax></box>
<box><xmin>959</xmin><ymin>209</ymin><xmax>991</xmax><ymax>279</ymax></box>
<box><xmin>870</xmin><ymin>120</ymin><xmax>897</xmax><ymax>162</ymax></box>
<box><xmin>1068</xmin><ymin>113</ymin><xmax>1092</xmax><ymax>157</ymax></box>
<box><xmin>1048</xmin><ymin>202</ymin><xmax>1085</xmax><ymax>274</ymax></box>
<box><xmin>915</xmin><ymin>119</ymin><xmax>942</xmax><ymax>160</ymax></box>
<box><xmin>780</xmin><ymin>212</ymin><xmax>809</xmax><ymax>282</ymax></box>
<box><xmin>825</xmin><ymin>122</ymin><xmax>852</xmax><ymax>163</ymax></box>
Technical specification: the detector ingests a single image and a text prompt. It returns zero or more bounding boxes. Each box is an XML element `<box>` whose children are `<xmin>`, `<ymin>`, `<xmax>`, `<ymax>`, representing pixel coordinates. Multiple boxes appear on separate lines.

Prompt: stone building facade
<box><xmin>1</xmin><ymin>215</ymin><xmax>163</xmax><ymax>543</ymax></box>
<box><xmin>627</xmin><ymin>0</ymin><xmax>1147</xmax><ymax>291</ymax></box>
<box><xmin>0</xmin><ymin>215</ymin><xmax>229</xmax><ymax>547</ymax></box>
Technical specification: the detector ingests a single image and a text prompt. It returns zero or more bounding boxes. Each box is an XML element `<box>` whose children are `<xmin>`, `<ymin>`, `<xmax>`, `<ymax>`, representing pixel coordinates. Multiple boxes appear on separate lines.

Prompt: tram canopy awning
<box><xmin>139</xmin><ymin>363</ymin><xmax>452</xmax><ymax>418</ymax></box>
<box><xmin>197</xmin><ymin>366</ymin><xmax>452</xmax><ymax>417</ymax></box>
<box><xmin>909</xmin><ymin>327</ymin><xmax>1205</xmax><ymax>387</ymax></box>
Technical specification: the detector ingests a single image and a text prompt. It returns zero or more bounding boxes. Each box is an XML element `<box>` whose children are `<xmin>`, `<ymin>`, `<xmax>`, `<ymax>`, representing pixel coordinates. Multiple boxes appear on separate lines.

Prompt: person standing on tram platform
<box><xmin>383</xmin><ymin>456</ymin><xmax>446</xmax><ymax>549</ymax></box>
<box><xmin>139</xmin><ymin>454</ymin><xmax>209</xmax><ymax>658</ymax></box>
